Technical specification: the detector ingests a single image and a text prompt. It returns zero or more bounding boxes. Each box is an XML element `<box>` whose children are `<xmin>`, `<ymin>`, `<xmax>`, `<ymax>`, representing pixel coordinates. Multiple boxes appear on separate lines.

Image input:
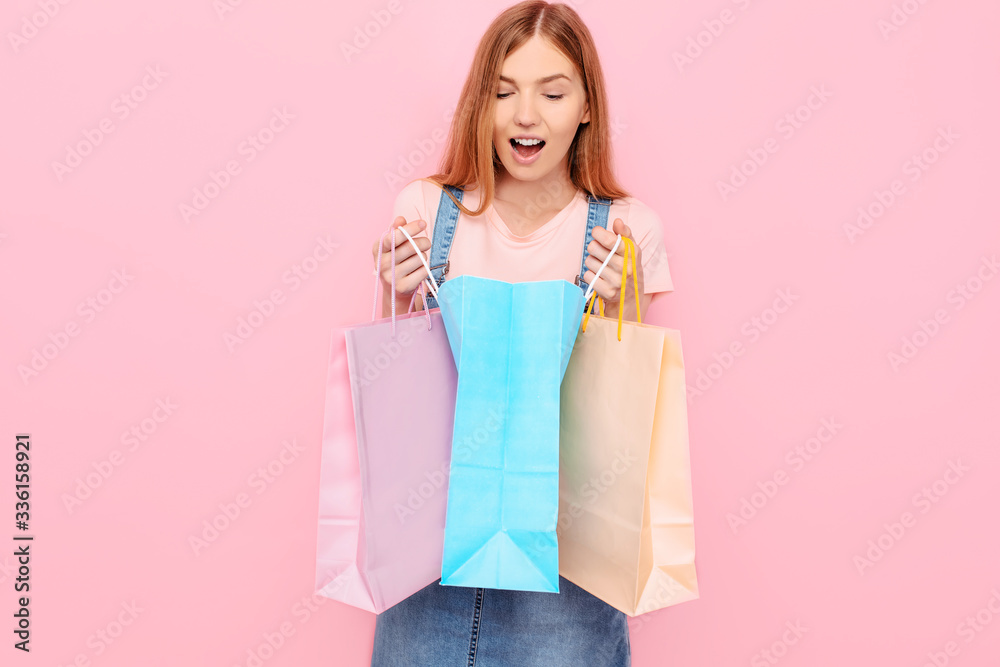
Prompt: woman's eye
<box><xmin>497</xmin><ymin>92</ymin><xmax>512</xmax><ymax>99</ymax></box>
<box><xmin>545</xmin><ymin>94</ymin><xmax>564</xmax><ymax>100</ymax></box>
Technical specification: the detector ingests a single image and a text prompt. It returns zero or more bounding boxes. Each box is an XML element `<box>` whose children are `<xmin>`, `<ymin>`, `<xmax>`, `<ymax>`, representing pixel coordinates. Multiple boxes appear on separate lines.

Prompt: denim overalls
<box><xmin>370</xmin><ymin>184</ymin><xmax>631</xmax><ymax>667</ymax></box>
<box><xmin>421</xmin><ymin>184</ymin><xmax>615</xmax><ymax>310</ymax></box>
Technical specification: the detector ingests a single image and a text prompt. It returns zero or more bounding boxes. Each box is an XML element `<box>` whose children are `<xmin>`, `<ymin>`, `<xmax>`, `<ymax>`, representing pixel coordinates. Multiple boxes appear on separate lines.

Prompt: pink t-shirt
<box><xmin>391</xmin><ymin>179</ymin><xmax>674</xmax><ymax>296</ymax></box>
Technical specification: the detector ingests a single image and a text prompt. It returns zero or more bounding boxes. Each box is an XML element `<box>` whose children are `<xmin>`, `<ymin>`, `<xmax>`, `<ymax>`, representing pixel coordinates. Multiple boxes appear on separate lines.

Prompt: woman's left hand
<box><xmin>582</xmin><ymin>218</ymin><xmax>644</xmax><ymax>321</ymax></box>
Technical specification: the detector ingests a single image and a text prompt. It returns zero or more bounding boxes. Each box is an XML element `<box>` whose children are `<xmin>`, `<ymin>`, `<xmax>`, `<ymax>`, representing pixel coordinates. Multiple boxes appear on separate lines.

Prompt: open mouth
<box><xmin>510</xmin><ymin>138</ymin><xmax>545</xmax><ymax>158</ymax></box>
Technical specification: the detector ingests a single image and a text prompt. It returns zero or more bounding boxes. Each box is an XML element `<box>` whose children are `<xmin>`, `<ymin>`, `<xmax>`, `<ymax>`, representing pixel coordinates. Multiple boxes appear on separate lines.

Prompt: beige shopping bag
<box><xmin>557</xmin><ymin>237</ymin><xmax>699</xmax><ymax>616</ymax></box>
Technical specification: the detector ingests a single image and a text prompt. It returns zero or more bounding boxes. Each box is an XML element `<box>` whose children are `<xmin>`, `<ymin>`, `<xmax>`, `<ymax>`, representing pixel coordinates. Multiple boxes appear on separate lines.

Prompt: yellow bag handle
<box><xmin>582</xmin><ymin>237</ymin><xmax>641</xmax><ymax>340</ymax></box>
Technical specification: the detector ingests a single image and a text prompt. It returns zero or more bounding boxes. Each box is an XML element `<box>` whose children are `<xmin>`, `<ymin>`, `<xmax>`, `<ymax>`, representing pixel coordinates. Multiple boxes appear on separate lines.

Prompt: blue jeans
<box><xmin>370</xmin><ymin>576</ymin><xmax>630</xmax><ymax>666</ymax></box>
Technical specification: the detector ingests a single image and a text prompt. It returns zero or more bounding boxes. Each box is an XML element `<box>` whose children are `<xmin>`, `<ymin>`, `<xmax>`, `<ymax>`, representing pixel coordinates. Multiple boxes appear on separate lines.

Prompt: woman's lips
<box><xmin>510</xmin><ymin>138</ymin><xmax>545</xmax><ymax>165</ymax></box>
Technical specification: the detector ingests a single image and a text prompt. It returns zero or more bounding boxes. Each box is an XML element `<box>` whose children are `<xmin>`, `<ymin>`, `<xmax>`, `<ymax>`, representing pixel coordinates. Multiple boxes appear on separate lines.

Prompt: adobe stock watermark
<box><xmin>7</xmin><ymin>0</ymin><xmax>74</xmax><ymax>54</ymax></box>
<box><xmin>686</xmin><ymin>288</ymin><xmax>799</xmax><ymax>403</ymax></box>
<box><xmin>853</xmin><ymin>459</ymin><xmax>970</xmax><ymax>575</ymax></box>
<box><xmin>887</xmin><ymin>253</ymin><xmax>997</xmax><ymax>372</ymax></box>
<box><xmin>0</xmin><ymin>555</ymin><xmax>18</xmax><ymax>585</ymax></box>
<box><xmin>384</xmin><ymin>109</ymin><xmax>625</xmax><ymax>191</ymax></box>
<box><xmin>672</xmin><ymin>0</ymin><xmax>760</xmax><ymax>74</ymax></box>
<box><xmin>726</xmin><ymin>417</ymin><xmax>843</xmax><ymax>535</ymax></box>
<box><xmin>750</xmin><ymin>620</ymin><xmax>809</xmax><ymax>666</ymax></box>
<box><xmin>626</xmin><ymin>576</ymin><xmax>692</xmax><ymax>635</ymax></box>
<box><xmin>385</xmin><ymin>105</ymin><xmax>457</xmax><ymax>190</ymax></box>
<box><xmin>213</xmin><ymin>0</ymin><xmax>253</xmax><ymax>20</ymax></box>
<box><xmin>340</xmin><ymin>0</ymin><xmax>405</xmax><ymax>64</ymax></box>
<box><xmin>233</xmin><ymin>572</ymin><xmax>348</xmax><ymax>667</ymax></box>
<box><xmin>51</xmin><ymin>65</ymin><xmax>168</xmax><ymax>183</ymax></box>
<box><xmin>354</xmin><ymin>314</ymin><xmax>442</xmax><ymax>389</ymax></box>
<box><xmin>877</xmin><ymin>0</ymin><xmax>933</xmax><ymax>40</ymax></box>
<box><xmin>843</xmin><ymin>126</ymin><xmax>958</xmax><ymax>243</ymax></box>
<box><xmin>918</xmin><ymin>588</ymin><xmax>1000</xmax><ymax>667</ymax></box>
<box><xmin>392</xmin><ymin>292</ymin><xmax>615</xmax><ymax>524</ymax></box>
<box><xmin>17</xmin><ymin>268</ymin><xmax>135</xmax><ymax>385</ymax></box>
<box><xmin>188</xmin><ymin>437</ymin><xmax>305</xmax><ymax>556</ymax></box>
<box><xmin>224</xmin><ymin>235</ymin><xmax>339</xmax><ymax>352</ymax></box>
<box><xmin>519</xmin><ymin>117</ymin><xmax>628</xmax><ymax>221</ymax></box>
<box><xmin>392</xmin><ymin>406</ymin><xmax>504</xmax><ymax>524</ymax></box>
<box><xmin>179</xmin><ymin>106</ymin><xmax>294</xmax><ymax>223</ymax></box>
<box><xmin>717</xmin><ymin>85</ymin><xmax>832</xmax><ymax>201</ymax></box>
<box><xmin>558</xmin><ymin>0</ymin><xmax>595</xmax><ymax>10</ymax></box>
<box><xmin>61</xmin><ymin>398</ymin><xmax>178</xmax><ymax>515</ymax></box>
<box><xmin>54</xmin><ymin>600</ymin><xmax>143</xmax><ymax>667</ymax></box>
<box><xmin>526</xmin><ymin>445</ymin><xmax>641</xmax><ymax>555</ymax></box>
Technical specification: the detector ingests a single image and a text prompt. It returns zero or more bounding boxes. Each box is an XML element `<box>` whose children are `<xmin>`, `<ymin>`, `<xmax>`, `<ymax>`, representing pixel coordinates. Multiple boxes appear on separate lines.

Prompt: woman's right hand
<box><xmin>371</xmin><ymin>216</ymin><xmax>432</xmax><ymax>301</ymax></box>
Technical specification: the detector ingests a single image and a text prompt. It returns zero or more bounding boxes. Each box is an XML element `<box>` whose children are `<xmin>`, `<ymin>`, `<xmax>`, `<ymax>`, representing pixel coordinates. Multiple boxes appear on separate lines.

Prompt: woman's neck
<box><xmin>493</xmin><ymin>172</ymin><xmax>578</xmax><ymax>224</ymax></box>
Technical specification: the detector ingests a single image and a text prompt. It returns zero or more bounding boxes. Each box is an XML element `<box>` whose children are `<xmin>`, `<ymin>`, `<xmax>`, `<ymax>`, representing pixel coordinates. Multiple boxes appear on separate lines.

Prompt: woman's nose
<box><xmin>514</xmin><ymin>96</ymin><xmax>540</xmax><ymax>125</ymax></box>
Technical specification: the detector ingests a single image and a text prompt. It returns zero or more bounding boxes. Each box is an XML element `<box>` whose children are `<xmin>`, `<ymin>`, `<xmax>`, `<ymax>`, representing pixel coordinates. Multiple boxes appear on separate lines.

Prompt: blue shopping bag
<box><xmin>435</xmin><ymin>275</ymin><xmax>584</xmax><ymax>592</ymax></box>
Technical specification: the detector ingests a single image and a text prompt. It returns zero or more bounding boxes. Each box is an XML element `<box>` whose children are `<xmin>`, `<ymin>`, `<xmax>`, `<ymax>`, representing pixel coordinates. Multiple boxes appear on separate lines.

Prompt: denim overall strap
<box><xmin>423</xmin><ymin>186</ymin><xmax>613</xmax><ymax>312</ymax></box>
<box><xmin>575</xmin><ymin>193</ymin><xmax>614</xmax><ymax>306</ymax></box>
<box><xmin>423</xmin><ymin>185</ymin><xmax>463</xmax><ymax>310</ymax></box>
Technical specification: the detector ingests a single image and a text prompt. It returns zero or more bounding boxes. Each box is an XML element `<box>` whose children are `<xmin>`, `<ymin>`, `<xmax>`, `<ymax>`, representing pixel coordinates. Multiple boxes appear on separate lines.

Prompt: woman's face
<box><xmin>492</xmin><ymin>35</ymin><xmax>591</xmax><ymax>184</ymax></box>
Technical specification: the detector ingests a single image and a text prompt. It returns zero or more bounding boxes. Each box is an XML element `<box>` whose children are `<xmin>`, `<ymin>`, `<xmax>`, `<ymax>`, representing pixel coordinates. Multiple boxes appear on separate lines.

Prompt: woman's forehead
<box><xmin>501</xmin><ymin>36</ymin><xmax>576</xmax><ymax>77</ymax></box>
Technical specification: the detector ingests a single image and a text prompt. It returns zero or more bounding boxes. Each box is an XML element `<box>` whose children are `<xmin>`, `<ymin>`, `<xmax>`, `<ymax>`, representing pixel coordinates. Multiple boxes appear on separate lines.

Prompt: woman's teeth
<box><xmin>511</xmin><ymin>138</ymin><xmax>544</xmax><ymax>156</ymax></box>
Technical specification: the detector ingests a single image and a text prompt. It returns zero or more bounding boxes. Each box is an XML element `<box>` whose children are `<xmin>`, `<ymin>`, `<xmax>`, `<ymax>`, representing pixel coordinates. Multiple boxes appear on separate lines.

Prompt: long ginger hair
<box><xmin>416</xmin><ymin>1</ymin><xmax>629</xmax><ymax>216</ymax></box>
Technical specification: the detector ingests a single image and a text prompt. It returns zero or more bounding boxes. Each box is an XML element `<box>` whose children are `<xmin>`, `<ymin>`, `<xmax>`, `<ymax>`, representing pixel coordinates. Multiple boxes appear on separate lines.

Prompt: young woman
<box><xmin>368</xmin><ymin>2</ymin><xmax>673</xmax><ymax>664</ymax></box>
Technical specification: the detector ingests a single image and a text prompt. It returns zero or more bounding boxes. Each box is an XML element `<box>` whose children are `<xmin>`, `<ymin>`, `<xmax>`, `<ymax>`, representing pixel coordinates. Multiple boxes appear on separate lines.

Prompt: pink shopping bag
<box><xmin>314</xmin><ymin>228</ymin><xmax>457</xmax><ymax>613</ymax></box>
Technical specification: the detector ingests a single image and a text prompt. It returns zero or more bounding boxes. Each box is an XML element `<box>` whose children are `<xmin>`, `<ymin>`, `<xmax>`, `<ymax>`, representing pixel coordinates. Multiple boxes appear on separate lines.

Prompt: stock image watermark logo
<box><xmin>917</xmin><ymin>588</ymin><xmax>1000</xmax><ymax>667</ymax></box>
<box><xmin>384</xmin><ymin>109</ymin><xmax>624</xmax><ymax>191</ymax></box>
<box><xmin>17</xmin><ymin>268</ymin><xmax>135</xmax><ymax>385</ymax></box>
<box><xmin>340</xmin><ymin>0</ymin><xmax>404</xmax><ymax>63</ymax></box>
<box><xmin>518</xmin><ymin>118</ymin><xmax>627</xmax><ymax>220</ymax></box>
<box><xmin>526</xmin><ymin>446</ymin><xmax>642</xmax><ymax>554</ymax></box>
<box><xmin>672</xmin><ymin>0</ymin><xmax>760</xmax><ymax>74</ymax></box>
<box><xmin>179</xmin><ymin>106</ymin><xmax>294</xmax><ymax>223</ymax></box>
<box><xmin>887</xmin><ymin>254</ymin><xmax>997</xmax><ymax>372</ymax></box>
<box><xmin>392</xmin><ymin>407</ymin><xmax>504</xmax><ymax>524</ymax></box>
<box><xmin>224</xmin><ymin>235</ymin><xmax>339</xmax><ymax>352</ymax></box>
<box><xmin>55</xmin><ymin>600</ymin><xmax>143</xmax><ymax>667</ymax></box>
<box><xmin>853</xmin><ymin>459</ymin><xmax>969</xmax><ymax>575</ymax></box>
<box><xmin>7</xmin><ymin>0</ymin><xmax>74</xmax><ymax>54</ymax></box>
<box><xmin>188</xmin><ymin>437</ymin><xmax>305</xmax><ymax>556</ymax></box>
<box><xmin>393</xmin><ymin>465</ymin><xmax>448</xmax><ymax>524</ymax></box>
<box><xmin>213</xmin><ymin>0</ymin><xmax>252</xmax><ymax>20</ymax></box>
<box><xmin>843</xmin><ymin>126</ymin><xmax>958</xmax><ymax>243</ymax></box>
<box><xmin>726</xmin><ymin>417</ymin><xmax>843</xmax><ymax>535</ymax></box>
<box><xmin>383</xmin><ymin>107</ymin><xmax>455</xmax><ymax>190</ymax></box>
<box><xmin>717</xmin><ymin>85</ymin><xmax>832</xmax><ymax>201</ymax></box>
<box><xmin>231</xmin><ymin>574</ymin><xmax>347</xmax><ymax>667</ymax></box>
<box><xmin>687</xmin><ymin>288</ymin><xmax>799</xmax><ymax>403</ymax></box>
<box><xmin>877</xmin><ymin>0</ymin><xmax>933</xmax><ymax>40</ymax></box>
<box><xmin>750</xmin><ymin>620</ymin><xmax>808</xmax><ymax>667</ymax></box>
<box><xmin>626</xmin><ymin>576</ymin><xmax>691</xmax><ymax>635</ymax></box>
<box><xmin>384</xmin><ymin>105</ymin><xmax>455</xmax><ymax>190</ymax></box>
<box><xmin>51</xmin><ymin>65</ymin><xmax>168</xmax><ymax>183</ymax></box>
<box><xmin>0</xmin><ymin>555</ymin><xmax>19</xmax><ymax>585</ymax></box>
<box><xmin>232</xmin><ymin>620</ymin><xmax>296</xmax><ymax>667</ymax></box>
<box><xmin>61</xmin><ymin>398</ymin><xmax>178</xmax><ymax>514</ymax></box>
<box><xmin>571</xmin><ymin>448</ymin><xmax>639</xmax><ymax>505</ymax></box>
<box><xmin>354</xmin><ymin>313</ymin><xmax>440</xmax><ymax>389</ymax></box>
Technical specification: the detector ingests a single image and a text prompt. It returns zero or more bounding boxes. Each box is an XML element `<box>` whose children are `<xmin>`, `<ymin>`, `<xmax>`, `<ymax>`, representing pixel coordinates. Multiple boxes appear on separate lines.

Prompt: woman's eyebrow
<box><xmin>498</xmin><ymin>73</ymin><xmax>571</xmax><ymax>84</ymax></box>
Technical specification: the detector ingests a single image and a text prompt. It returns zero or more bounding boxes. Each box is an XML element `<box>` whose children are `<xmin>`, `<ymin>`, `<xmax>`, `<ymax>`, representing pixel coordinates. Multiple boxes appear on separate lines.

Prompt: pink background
<box><xmin>3</xmin><ymin>1</ymin><xmax>999</xmax><ymax>665</ymax></box>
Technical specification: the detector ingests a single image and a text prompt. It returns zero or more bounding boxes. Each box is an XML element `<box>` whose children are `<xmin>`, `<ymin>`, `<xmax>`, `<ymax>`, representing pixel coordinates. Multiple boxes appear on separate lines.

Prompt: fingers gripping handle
<box><xmin>371</xmin><ymin>223</ymin><xmax>439</xmax><ymax>334</ymax></box>
<box><xmin>397</xmin><ymin>227</ymin><xmax>439</xmax><ymax>301</ymax></box>
<box><xmin>581</xmin><ymin>236</ymin><xmax>641</xmax><ymax>340</ymax></box>
<box><xmin>583</xmin><ymin>232</ymin><xmax>622</xmax><ymax>310</ymax></box>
